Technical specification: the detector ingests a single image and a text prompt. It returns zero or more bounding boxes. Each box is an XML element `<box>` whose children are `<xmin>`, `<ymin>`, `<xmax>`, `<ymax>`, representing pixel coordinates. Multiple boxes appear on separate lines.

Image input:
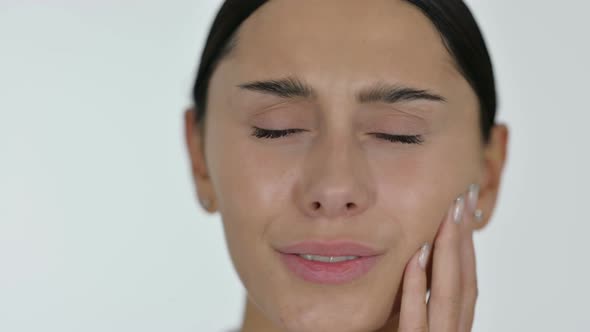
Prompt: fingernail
<box><xmin>453</xmin><ymin>195</ymin><xmax>465</xmax><ymax>224</ymax></box>
<box><xmin>418</xmin><ymin>243</ymin><xmax>431</xmax><ymax>270</ymax></box>
<box><xmin>467</xmin><ymin>183</ymin><xmax>480</xmax><ymax>212</ymax></box>
<box><xmin>474</xmin><ymin>209</ymin><xmax>484</xmax><ymax>223</ymax></box>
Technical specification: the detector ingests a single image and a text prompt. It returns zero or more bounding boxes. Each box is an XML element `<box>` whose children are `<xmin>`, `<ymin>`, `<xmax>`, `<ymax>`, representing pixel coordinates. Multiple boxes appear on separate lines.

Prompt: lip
<box><xmin>276</xmin><ymin>240</ymin><xmax>383</xmax><ymax>284</ymax></box>
<box><xmin>277</xmin><ymin>240</ymin><xmax>384</xmax><ymax>257</ymax></box>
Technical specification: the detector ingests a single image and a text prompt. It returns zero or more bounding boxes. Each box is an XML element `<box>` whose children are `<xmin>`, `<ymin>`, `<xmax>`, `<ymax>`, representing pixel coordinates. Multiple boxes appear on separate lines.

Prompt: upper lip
<box><xmin>277</xmin><ymin>240</ymin><xmax>383</xmax><ymax>257</ymax></box>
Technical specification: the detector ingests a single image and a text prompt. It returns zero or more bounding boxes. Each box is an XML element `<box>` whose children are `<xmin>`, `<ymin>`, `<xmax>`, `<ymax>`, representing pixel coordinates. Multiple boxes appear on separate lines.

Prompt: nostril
<box><xmin>312</xmin><ymin>202</ymin><xmax>321</xmax><ymax>210</ymax></box>
<box><xmin>346</xmin><ymin>202</ymin><xmax>356</xmax><ymax>209</ymax></box>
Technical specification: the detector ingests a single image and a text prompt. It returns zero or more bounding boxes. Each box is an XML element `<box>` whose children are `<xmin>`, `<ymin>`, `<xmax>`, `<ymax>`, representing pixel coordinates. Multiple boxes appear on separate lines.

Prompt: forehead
<box><xmin>217</xmin><ymin>0</ymin><xmax>470</xmax><ymax>100</ymax></box>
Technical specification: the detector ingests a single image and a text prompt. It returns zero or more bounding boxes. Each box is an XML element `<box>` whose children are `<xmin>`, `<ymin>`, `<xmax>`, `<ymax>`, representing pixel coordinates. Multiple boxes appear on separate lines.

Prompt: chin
<box><xmin>271</xmin><ymin>296</ymin><xmax>393</xmax><ymax>332</ymax></box>
<box><xmin>278</xmin><ymin>315</ymin><xmax>389</xmax><ymax>332</ymax></box>
<box><xmin>241</xmin><ymin>248</ymin><xmax>403</xmax><ymax>332</ymax></box>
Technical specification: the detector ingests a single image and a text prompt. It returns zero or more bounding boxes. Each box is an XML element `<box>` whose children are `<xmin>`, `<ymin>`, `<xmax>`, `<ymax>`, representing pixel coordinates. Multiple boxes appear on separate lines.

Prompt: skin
<box><xmin>185</xmin><ymin>0</ymin><xmax>509</xmax><ymax>331</ymax></box>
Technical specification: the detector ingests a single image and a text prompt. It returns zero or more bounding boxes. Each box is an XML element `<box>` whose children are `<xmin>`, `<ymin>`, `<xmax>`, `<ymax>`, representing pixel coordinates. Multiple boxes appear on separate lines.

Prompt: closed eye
<box><xmin>370</xmin><ymin>132</ymin><xmax>424</xmax><ymax>145</ymax></box>
<box><xmin>251</xmin><ymin>127</ymin><xmax>424</xmax><ymax>145</ymax></box>
<box><xmin>251</xmin><ymin>127</ymin><xmax>306</xmax><ymax>139</ymax></box>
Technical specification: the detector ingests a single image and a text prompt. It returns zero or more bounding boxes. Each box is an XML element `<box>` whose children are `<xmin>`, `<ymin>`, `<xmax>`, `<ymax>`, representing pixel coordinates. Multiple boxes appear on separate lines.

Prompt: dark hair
<box><xmin>192</xmin><ymin>0</ymin><xmax>497</xmax><ymax>143</ymax></box>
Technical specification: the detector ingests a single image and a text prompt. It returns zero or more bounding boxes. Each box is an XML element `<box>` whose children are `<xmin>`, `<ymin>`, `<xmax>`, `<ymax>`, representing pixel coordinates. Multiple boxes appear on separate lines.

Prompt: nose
<box><xmin>296</xmin><ymin>134</ymin><xmax>375</xmax><ymax>220</ymax></box>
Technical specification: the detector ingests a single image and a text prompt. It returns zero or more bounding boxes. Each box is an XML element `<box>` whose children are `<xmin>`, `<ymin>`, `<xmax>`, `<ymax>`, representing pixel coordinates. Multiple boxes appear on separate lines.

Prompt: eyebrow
<box><xmin>238</xmin><ymin>77</ymin><xmax>314</xmax><ymax>99</ymax></box>
<box><xmin>237</xmin><ymin>77</ymin><xmax>447</xmax><ymax>104</ymax></box>
<box><xmin>358</xmin><ymin>82</ymin><xmax>447</xmax><ymax>104</ymax></box>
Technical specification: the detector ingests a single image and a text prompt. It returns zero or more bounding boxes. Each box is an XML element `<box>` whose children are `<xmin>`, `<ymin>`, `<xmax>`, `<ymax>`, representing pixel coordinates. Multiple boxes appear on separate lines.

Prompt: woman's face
<box><xmin>187</xmin><ymin>0</ymin><xmax>505</xmax><ymax>331</ymax></box>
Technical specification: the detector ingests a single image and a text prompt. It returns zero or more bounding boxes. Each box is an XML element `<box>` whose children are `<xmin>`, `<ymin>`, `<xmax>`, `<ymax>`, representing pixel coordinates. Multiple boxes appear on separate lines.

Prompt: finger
<box><xmin>399</xmin><ymin>243</ymin><xmax>431</xmax><ymax>332</ymax></box>
<box><xmin>458</xmin><ymin>186</ymin><xmax>480</xmax><ymax>332</ymax></box>
<box><xmin>428</xmin><ymin>195</ymin><xmax>464</xmax><ymax>331</ymax></box>
<box><xmin>458</xmin><ymin>229</ymin><xmax>478</xmax><ymax>332</ymax></box>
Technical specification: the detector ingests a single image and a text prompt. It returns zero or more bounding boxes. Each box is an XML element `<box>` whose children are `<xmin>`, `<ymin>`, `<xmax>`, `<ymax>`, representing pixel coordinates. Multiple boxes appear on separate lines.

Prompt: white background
<box><xmin>1</xmin><ymin>1</ymin><xmax>588</xmax><ymax>331</ymax></box>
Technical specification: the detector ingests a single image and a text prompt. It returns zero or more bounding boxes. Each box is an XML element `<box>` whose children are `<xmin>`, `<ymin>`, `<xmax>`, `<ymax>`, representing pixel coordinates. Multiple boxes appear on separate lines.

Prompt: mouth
<box><xmin>276</xmin><ymin>240</ymin><xmax>383</xmax><ymax>284</ymax></box>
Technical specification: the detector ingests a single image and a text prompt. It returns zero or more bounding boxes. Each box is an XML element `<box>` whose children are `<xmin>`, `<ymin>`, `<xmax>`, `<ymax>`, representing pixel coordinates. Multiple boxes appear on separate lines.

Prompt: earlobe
<box><xmin>473</xmin><ymin>124</ymin><xmax>509</xmax><ymax>230</ymax></box>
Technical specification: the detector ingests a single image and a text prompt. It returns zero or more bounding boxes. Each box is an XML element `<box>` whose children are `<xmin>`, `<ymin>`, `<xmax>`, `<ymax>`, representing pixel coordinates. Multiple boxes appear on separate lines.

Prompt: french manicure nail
<box><xmin>468</xmin><ymin>183</ymin><xmax>480</xmax><ymax>212</ymax></box>
<box><xmin>418</xmin><ymin>243</ymin><xmax>431</xmax><ymax>270</ymax></box>
<box><xmin>453</xmin><ymin>195</ymin><xmax>465</xmax><ymax>224</ymax></box>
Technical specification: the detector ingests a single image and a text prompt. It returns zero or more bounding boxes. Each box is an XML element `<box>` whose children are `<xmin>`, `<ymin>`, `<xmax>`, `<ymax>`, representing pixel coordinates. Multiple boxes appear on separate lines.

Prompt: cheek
<box><xmin>206</xmin><ymin>110</ymin><xmax>289</xmax><ymax>216</ymax></box>
<box><xmin>205</xmin><ymin>129</ymin><xmax>294</xmax><ymax>277</ymax></box>
<box><xmin>211</xmin><ymin>146</ymin><xmax>293</xmax><ymax>222</ymax></box>
<box><xmin>371</xmin><ymin>142</ymin><xmax>470</xmax><ymax>248</ymax></box>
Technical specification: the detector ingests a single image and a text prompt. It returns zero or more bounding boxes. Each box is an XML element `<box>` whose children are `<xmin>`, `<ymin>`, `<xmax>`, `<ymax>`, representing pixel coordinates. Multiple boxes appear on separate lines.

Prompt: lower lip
<box><xmin>279</xmin><ymin>253</ymin><xmax>380</xmax><ymax>284</ymax></box>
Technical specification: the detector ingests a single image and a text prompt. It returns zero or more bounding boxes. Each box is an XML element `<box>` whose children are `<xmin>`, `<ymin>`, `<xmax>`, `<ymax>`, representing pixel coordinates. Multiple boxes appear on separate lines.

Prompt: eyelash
<box><xmin>250</xmin><ymin>127</ymin><xmax>424</xmax><ymax>145</ymax></box>
<box><xmin>251</xmin><ymin>127</ymin><xmax>305</xmax><ymax>139</ymax></box>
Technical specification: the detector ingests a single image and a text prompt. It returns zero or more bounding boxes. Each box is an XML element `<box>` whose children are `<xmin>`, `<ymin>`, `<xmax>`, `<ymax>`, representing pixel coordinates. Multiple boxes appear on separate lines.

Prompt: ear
<box><xmin>473</xmin><ymin>124</ymin><xmax>509</xmax><ymax>231</ymax></box>
<box><xmin>184</xmin><ymin>107</ymin><xmax>217</xmax><ymax>213</ymax></box>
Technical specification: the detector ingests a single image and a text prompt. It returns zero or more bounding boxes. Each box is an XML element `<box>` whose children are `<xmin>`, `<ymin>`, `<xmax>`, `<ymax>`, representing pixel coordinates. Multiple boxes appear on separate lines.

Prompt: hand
<box><xmin>399</xmin><ymin>185</ymin><xmax>480</xmax><ymax>332</ymax></box>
